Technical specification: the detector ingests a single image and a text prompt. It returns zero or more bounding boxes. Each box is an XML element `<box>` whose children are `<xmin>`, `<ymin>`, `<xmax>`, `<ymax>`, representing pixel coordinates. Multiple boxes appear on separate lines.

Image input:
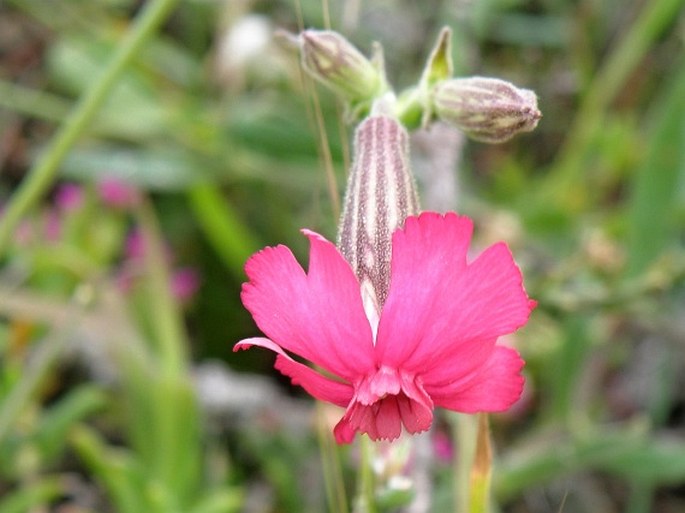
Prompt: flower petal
<box><xmin>375</xmin><ymin>212</ymin><xmax>533</xmax><ymax>382</ymax></box>
<box><xmin>376</xmin><ymin>212</ymin><xmax>473</xmax><ymax>367</ymax></box>
<box><xmin>374</xmin><ymin>212</ymin><xmax>473</xmax><ymax>367</ymax></box>
<box><xmin>333</xmin><ymin>416</ymin><xmax>357</xmax><ymax>444</ymax></box>
<box><xmin>235</xmin><ymin>337</ymin><xmax>354</xmax><ymax>407</ymax></box>
<box><xmin>332</xmin><ymin>371</ymin><xmax>434</xmax><ymax>443</ymax></box>
<box><xmin>240</xmin><ymin>231</ymin><xmax>375</xmax><ymax>380</ymax></box>
<box><xmin>426</xmin><ymin>346</ymin><xmax>525</xmax><ymax>412</ymax></box>
<box><xmin>418</xmin><ymin>242</ymin><xmax>534</xmax><ymax>382</ymax></box>
<box><xmin>398</xmin><ymin>374</ymin><xmax>434</xmax><ymax>433</ymax></box>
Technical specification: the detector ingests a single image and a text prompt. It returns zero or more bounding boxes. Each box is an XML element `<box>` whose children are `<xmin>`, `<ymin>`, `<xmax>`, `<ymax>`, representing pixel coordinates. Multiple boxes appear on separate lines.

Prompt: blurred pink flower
<box><xmin>97</xmin><ymin>178</ymin><xmax>140</xmax><ymax>209</ymax></box>
<box><xmin>432</xmin><ymin>431</ymin><xmax>454</xmax><ymax>463</ymax></box>
<box><xmin>235</xmin><ymin>212</ymin><xmax>535</xmax><ymax>443</ymax></box>
<box><xmin>44</xmin><ymin>211</ymin><xmax>62</xmax><ymax>242</ymax></box>
<box><xmin>119</xmin><ymin>228</ymin><xmax>199</xmax><ymax>303</ymax></box>
<box><xmin>124</xmin><ymin>229</ymin><xmax>146</xmax><ymax>260</ymax></box>
<box><xmin>55</xmin><ymin>183</ymin><xmax>84</xmax><ymax>212</ymax></box>
<box><xmin>171</xmin><ymin>267</ymin><xmax>200</xmax><ymax>301</ymax></box>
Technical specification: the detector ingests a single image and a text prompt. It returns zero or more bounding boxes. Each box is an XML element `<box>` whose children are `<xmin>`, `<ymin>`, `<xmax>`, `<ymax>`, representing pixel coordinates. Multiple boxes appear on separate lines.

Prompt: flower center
<box><xmin>337</xmin><ymin>366</ymin><xmax>434</xmax><ymax>442</ymax></box>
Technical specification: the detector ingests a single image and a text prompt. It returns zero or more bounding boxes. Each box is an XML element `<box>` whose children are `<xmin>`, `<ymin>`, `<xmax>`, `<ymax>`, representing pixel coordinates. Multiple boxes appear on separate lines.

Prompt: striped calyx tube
<box><xmin>337</xmin><ymin>114</ymin><xmax>419</xmax><ymax>322</ymax></box>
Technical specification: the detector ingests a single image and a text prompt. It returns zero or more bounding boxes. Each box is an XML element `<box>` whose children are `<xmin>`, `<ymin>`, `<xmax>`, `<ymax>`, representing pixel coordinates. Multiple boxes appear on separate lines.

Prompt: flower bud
<box><xmin>299</xmin><ymin>30</ymin><xmax>384</xmax><ymax>102</ymax></box>
<box><xmin>338</xmin><ymin>115</ymin><xmax>419</xmax><ymax>310</ymax></box>
<box><xmin>432</xmin><ymin>77</ymin><xmax>541</xmax><ymax>143</ymax></box>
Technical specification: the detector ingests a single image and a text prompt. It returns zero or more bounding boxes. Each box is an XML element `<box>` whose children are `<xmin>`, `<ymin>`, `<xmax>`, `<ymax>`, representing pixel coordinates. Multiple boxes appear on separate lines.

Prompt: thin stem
<box><xmin>0</xmin><ymin>0</ymin><xmax>179</xmax><ymax>256</ymax></box>
<box><xmin>469</xmin><ymin>414</ymin><xmax>493</xmax><ymax>513</ymax></box>
<box><xmin>451</xmin><ymin>413</ymin><xmax>477</xmax><ymax>513</ymax></box>
<box><xmin>316</xmin><ymin>405</ymin><xmax>349</xmax><ymax>513</ymax></box>
<box><xmin>135</xmin><ymin>198</ymin><xmax>187</xmax><ymax>377</ymax></box>
<box><xmin>310</xmin><ymin>80</ymin><xmax>342</xmax><ymax>220</ymax></box>
<box><xmin>358</xmin><ymin>436</ymin><xmax>377</xmax><ymax>513</ymax></box>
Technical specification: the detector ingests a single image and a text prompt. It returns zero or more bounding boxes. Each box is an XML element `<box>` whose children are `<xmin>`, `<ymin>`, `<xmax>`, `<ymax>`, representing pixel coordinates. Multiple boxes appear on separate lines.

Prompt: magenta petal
<box><xmin>375</xmin><ymin>400</ymin><xmax>402</xmax><ymax>440</ymax></box>
<box><xmin>398</xmin><ymin>374</ymin><xmax>434</xmax><ymax>433</ymax></box>
<box><xmin>376</xmin><ymin>212</ymin><xmax>533</xmax><ymax>381</ymax></box>
<box><xmin>240</xmin><ymin>232</ymin><xmax>374</xmax><ymax>380</ymax></box>
<box><xmin>426</xmin><ymin>346</ymin><xmax>525</xmax><ymax>413</ymax></box>
<box><xmin>275</xmin><ymin>355</ymin><xmax>353</xmax><ymax>407</ymax></box>
<box><xmin>375</xmin><ymin>212</ymin><xmax>473</xmax><ymax>367</ymax></box>
<box><xmin>235</xmin><ymin>337</ymin><xmax>354</xmax><ymax>407</ymax></box>
<box><xmin>332</xmin><ymin>370</ymin><xmax>434</xmax><ymax>443</ymax></box>
<box><xmin>333</xmin><ymin>417</ymin><xmax>357</xmax><ymax>444</ymax></box>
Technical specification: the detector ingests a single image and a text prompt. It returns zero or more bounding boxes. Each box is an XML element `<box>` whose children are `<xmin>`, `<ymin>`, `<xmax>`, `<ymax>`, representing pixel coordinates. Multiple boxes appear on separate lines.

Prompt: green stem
<box><xmin>0</xmin><ymin>0</ymin><xmax>179</xmax><ymax>256</ymax></box>
<box><xmin>451</xmin><ymin>413</ymin><xmax>477</xmax><ymax>513</ymax></box>
<box><xmin>135</xmin><ymin>199</ymin><xmax>187</xmax><ymax>377</ymax></box>
<box><xmin>316</xmin><ymin>405</ymin><xmax>349</xmax><ymax>513</ymax></box>
<box><xmin>359</xmin><ymin>436</ymin><xmax>377</xmax><ymax>513</ymax></box>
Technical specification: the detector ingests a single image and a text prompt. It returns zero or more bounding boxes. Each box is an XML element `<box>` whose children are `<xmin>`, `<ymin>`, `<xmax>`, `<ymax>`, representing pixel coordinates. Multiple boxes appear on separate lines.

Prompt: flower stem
<box><xmin>135</xmin><ymin>198</ymin><xmax>188</xmax><ymax>377</ymax></box>
<box><xmin>358</xmin><ymin>436</ymin><xmax>377</xmax><ymax>513</ymax></box>
<box><xmin>316</xmin><ymin>405</ymin><xmax>349</xmax><ymax>513</ymax></box>
<box><xmin>451</xmin><ymin>413</ymin><xmax>477</xmax><ymax>513</ymax></box>
<box><xmin>0</xmin><ymin>0</ymin><xmax>179</xmax><ymax>256</ymax></box>
<box><xmin>469</xmin><ymin>414</ymin><xmax>493</xmax><ymax>513</ymax></box>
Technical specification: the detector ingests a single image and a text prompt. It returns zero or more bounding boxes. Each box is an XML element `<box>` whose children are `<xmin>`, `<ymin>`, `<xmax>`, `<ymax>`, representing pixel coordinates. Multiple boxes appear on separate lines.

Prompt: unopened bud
<box><xmin>432</xmin><ymin>77</ymin><xmax>541</xmax><ymax>143</ymax></box>
<box><xmin>299</xmin><ymin>30</ymin><xmax>384</xmax><ymax>102</ymax></box>
<box><xmin>338</xmin><ymin>115</ymin><xmax>419</xmax><ymax>309</ymax></box>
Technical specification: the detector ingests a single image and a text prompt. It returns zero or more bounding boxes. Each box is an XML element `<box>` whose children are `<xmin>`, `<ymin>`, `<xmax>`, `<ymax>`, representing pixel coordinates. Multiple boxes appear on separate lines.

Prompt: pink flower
<box><xmin>44</xmin><ymin>210</ymin><xmax>62</xmax><ymax>242</ymax></box>
<box><xmin>55</xmin><ymin>183</ymin><xmax>84</xmax><ymax>212</ymax></box>
<box><xmin>432</xmin><ymin>430</ymin><xmax>454</xmax><ymax>463</ymax></box>
<box><xmin>97</xmin><ymin>178</ymin><xmax>140</xmax><ymax>209</ymax></box>
<box><xmin>124</xmin><ymin>229</ymin><xmax>146</xmax><ymax>260</ymax></box>
<box><xmin>235</xmin><ymin>212</ymin><xmax>535</xmax><ymax>443</ymax></box>
<box><xmin>171</xmin><ymin>267</ymin><xmax>200</xmax><ymax>302</ymax></box>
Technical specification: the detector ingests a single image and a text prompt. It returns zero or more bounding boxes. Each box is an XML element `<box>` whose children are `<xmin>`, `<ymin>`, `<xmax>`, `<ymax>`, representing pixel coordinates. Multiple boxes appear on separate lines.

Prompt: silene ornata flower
<box><xmin>234</xmin><ymin>211</ymin><xmax>535</xmax><ymax>443</ymax></box>
<box><xmin>235</xmin><ymin>101</ymin><xmax>535</xmax><ymax>443</ymax></box>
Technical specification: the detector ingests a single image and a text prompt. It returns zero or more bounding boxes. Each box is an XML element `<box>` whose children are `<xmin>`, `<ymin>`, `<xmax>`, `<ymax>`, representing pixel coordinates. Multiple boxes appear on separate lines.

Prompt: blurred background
<box><xmin>0</xmin><ymin>0</ymin><xmax>684</xmax><ymax>512</ymax></box>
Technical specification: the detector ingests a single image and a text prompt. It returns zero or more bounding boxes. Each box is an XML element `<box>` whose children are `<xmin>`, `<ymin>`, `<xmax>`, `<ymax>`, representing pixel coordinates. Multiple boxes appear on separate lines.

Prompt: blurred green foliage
<box><xmin>1</xmin><ymin>0</ymin><xmax>684</xmax><ymax>512</ymax></box>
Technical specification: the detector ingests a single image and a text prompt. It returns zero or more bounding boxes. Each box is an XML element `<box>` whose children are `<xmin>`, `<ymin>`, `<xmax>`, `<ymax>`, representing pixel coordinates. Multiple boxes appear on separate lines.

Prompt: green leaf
<box><xmin>70</xmin><ymin>424</ymin><xmax>148</xmax><ymax>513</ymax></box>
<box><xmin>625</xmin><ymin>59</ymin><xmax>685</xmax><ymax>276</ymax></box>
<box><xmin>0</xmin><ymin>477</ymin><xmax>62</xmax><ymax>513</ymax></box>
<box><xmin>61</xmin><ymin>144</ymin><xmax>217</xmax><ymax>191</ymax></box>
<box><xmin>34</xmin><ymin>385</ymin><xmax>107</xmax><ymax>462</ymax></box>
<box><xmin>189</xmin><ymin>490</ymin><xmax>244</xmax><ymax>513</ymax></box>
<box><xmin>187</xmin><ymin>184</ymin><xmax>259</xmax><ymax>280</ymax></box>
<box><xmin>599</xmin><ymin>438</ymin><xmax>685</xmax><ymax>484</ymax></box>
<box><xmin>419</xmin><ymin>27</ymin><xmax>453</xmax><ymax>88</ymax></box>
